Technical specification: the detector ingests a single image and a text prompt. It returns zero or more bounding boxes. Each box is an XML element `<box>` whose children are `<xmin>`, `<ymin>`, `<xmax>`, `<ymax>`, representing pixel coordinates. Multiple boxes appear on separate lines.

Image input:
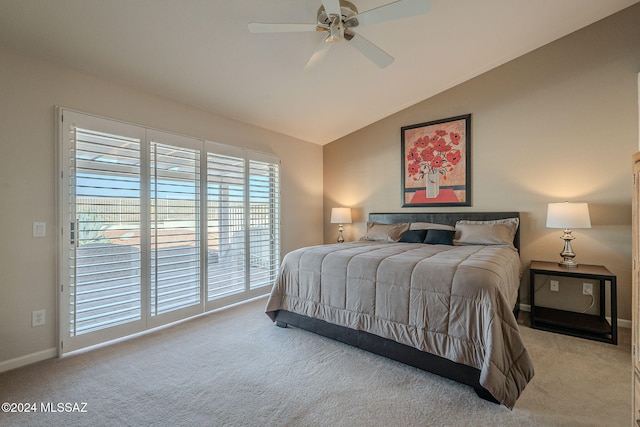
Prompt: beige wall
<box><xmin>324</xmin><ymin>5</ymin><xmax>640</xmax><ymax>321</ymax></box>
<box><xmin>0</xmin><ymin>46</ymin><xmax>324</xmax><ymax>368</ymax></box>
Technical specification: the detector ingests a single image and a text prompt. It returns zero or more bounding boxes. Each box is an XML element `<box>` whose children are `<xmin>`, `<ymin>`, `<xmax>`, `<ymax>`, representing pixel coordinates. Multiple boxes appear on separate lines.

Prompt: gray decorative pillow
<box><xmin>360</xmin><ymin>222</ymin><xmax>410</xmax><ymax>242</ymax></box>
<box><xmin>454</xmin><ymin>220</ymin><xmax>518</xmax><ymax>246</ymax></box>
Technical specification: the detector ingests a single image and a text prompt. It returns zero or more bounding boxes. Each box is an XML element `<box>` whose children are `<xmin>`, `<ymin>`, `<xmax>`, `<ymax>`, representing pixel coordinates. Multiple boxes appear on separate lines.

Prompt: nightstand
<box><xmin>529</xmin><ymin>260</ymin><xmax>617</xmax><ymax>345</ymax></box>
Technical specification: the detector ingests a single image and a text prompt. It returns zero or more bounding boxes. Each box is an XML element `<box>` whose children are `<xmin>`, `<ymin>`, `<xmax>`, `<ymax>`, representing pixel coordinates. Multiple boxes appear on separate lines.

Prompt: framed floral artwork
<box><xmin>401</xmin><ymin>114</ymin><xmax>471</xmax><ymax>207</ymax></box>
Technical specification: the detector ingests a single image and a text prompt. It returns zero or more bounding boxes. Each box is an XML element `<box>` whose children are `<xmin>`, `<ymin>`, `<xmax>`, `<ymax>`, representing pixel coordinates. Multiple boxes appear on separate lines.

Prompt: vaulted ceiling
<box><xmin>0</xmin><ymin>0</ymin><xmax>637</xmax><ymax>144</ymax></box>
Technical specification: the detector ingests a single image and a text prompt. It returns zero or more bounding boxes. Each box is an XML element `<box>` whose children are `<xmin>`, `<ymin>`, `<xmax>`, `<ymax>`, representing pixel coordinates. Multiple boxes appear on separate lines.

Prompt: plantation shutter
<box><xmin>206</xmin><ymin>148</ymin><xmax>246</xmax><ymax>300</ymax></box>
<box><xmin>248</xmin><ymin>156</ymin><xmax>280</xmax><ymax>289</ymax></box>
<box><xmin>59</xmin><ymin>108</ymin><xmax>280</xmax><ymax>354</ymax></box>
<box><xmin>60</xmin><ymin>110</ymin><xmax>148</xmax><ymax>353</ymax></box>
<box><xmin>149</xmin><ymin>131</ymin><xmax>202</xmax><ymax>317</ymax></box>
<box><xmin>71</xmin><ymin>127</ymin><xmax>143</xmax><ymax>334</ymax></box>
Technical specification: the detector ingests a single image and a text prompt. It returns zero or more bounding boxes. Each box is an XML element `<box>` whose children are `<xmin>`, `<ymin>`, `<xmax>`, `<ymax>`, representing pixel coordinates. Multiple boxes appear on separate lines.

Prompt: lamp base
<box><xmin>558</xmin><ymin>229</ymin><xmax>578</xmax><ymax>268</ymax></box>
<box><xmin>558</xmin><ymin>259</ymin><xmax>578</xmax><ymax>268</ymax></box>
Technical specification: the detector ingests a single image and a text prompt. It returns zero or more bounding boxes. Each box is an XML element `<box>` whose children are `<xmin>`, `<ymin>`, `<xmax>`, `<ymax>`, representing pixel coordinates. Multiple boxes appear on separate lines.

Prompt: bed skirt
<box><xmin>273</xmin><ymin>309</ymin><xmax>499</xmax><ymax>404</ymax></box>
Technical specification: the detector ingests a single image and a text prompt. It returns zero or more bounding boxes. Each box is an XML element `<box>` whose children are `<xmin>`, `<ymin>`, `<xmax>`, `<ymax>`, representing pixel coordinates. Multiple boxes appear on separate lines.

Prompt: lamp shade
<box><xmin>330</xmin><ymin>207</ymin><xmax>352</xmax><ymax>224</ymax></box>
<box><xmin>546</xmin><ymin>202</ymin><xmax>591</xmax><ymax>229</ymax></box>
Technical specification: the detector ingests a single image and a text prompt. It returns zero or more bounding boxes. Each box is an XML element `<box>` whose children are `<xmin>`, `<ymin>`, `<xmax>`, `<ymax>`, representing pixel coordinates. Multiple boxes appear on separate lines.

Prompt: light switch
<box><xmin>33</xmin><ymin>222</ymin><xmax>46</xmax><ymax>238</ymax></box>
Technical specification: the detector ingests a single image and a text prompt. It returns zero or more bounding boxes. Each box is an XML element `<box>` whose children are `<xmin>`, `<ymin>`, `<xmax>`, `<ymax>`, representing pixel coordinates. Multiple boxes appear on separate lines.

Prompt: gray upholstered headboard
<box><xmin>368</xmin><ymin>212</ymin><xmax>520</xmax><ymax>250</ymax></box>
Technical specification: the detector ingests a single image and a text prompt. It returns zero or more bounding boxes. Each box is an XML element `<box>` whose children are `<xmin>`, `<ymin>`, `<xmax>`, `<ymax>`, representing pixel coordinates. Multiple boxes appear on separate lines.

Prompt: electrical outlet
<box><xmin>550</xmin><ymin>280</ymin><xmax>559</xmax><ymax>292</ymax></box>
<box><xmin>582</xmin><ymin>282</ymin><xmax>593</xmax><ymax>296</ymax></box>
<box><xmin>32</xmin><ymin>309</ymin><xmax>45</xmax><ymax>327</ymax></box>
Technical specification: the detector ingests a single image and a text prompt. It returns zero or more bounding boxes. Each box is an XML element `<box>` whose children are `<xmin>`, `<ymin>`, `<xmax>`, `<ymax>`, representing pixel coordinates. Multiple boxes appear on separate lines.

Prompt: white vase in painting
<box><xmin>426</xmin><ymin>172</ymin><xmax>440</xmax><ymax>198</ymax></box>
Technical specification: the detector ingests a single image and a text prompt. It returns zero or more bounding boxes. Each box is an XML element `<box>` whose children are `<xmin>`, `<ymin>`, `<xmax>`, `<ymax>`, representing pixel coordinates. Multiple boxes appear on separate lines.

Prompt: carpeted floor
<box><xmin>0</xmin><ymin>297</ymin><xmax>631</xmax><ymax>426</ymax></box>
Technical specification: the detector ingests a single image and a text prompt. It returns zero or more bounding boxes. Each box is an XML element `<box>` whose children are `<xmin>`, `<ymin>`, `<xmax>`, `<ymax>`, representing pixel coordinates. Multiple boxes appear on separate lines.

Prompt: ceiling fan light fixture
<box><xmin>344</xmin><ymin>17</ymin><xmax>359</xmax><ymax>28</ymax></box>
<box><xmin>325</xmin><ymin>34</ymin><xmax>341</xmax><ymax>43</ymax></box>
<box><xmin>249</xmin><ymin>0</ymin><xmax>431</xmax><ymax>69</ymax></box>
<box><xmin>343</xmin><ymin>29</ymin><xmax>355</xmax><ymax>41</ymax></box>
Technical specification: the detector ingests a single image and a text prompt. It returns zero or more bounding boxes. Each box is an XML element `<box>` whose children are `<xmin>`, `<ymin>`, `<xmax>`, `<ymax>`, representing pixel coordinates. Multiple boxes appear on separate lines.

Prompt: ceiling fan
<box><xmin>248</xmin><ymin>0</ymin><xmax>430</xmax><ymax>71</ymax></box>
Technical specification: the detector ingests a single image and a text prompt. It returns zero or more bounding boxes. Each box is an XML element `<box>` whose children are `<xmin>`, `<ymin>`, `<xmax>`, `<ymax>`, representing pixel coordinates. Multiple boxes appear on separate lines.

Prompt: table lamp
<box><xmin>546</xmin><ymin>202</ymin><xmax>591</xmax><ymax>268</ymax></box>
<box><xmin>330</xmin><ymin>207</ymin><xmax>352</xmax><ymax>243</ymax></box>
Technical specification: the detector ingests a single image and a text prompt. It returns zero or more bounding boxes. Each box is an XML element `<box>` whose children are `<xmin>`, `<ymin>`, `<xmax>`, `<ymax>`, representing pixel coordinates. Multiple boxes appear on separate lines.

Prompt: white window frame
<box><xmin>57</xmin><ymin>108</ymin><xmax>280</xmax><ymax>354</ymax></box>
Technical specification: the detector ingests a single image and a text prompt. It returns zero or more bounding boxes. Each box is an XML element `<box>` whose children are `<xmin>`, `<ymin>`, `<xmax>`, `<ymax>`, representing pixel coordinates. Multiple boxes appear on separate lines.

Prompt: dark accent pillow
<box><xmin>398</xmin><ymin>229</ymin><xmax>428</xmax><ymax>243</ymax></box>
<box><xmin>424</xmin><ymin>229</ymin><xmax>456</xmax><ymax>245</ymax></box>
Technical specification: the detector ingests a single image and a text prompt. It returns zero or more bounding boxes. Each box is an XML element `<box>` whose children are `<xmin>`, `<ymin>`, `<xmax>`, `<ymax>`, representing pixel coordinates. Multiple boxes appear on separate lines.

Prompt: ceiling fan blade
<box><xmin>322</xmin><ymin>0</ymin><xmax>342</xmax><ymax>18</ymax></box>
<box><xmin>354</xmin><ymin>0</ymin><xmax>430</xmax><ymax>27</ymax></box>
<box><xmin>248</xmin><ymin>23</ymin><xmax>320</xmax><ymax>33</ymax></box>
<box><xmin>347</xmin><ymin>33</ymin><xmax>394</xmax><ymax>68</ymax></box>
<box><xmin>304</xmin><ymin>39</ymin><xmax>332</xmax><ymax>73</ymax></box>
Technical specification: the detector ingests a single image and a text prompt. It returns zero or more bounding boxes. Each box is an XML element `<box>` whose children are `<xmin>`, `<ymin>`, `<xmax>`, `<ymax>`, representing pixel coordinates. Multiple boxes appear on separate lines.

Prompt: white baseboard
<box><xmin>0</xmin><ymin>348</ymin><xmax>57</xmax><ymax>374</ymax></box>
<box><xmin>519</xmin><ymin>304</ymin><xmax>631</xmax><ymax>329</ymax></box>
<box><xmin>0</xmin><ymin>296</ymin><xmax>271</xmax><ymax>372</ymax></box>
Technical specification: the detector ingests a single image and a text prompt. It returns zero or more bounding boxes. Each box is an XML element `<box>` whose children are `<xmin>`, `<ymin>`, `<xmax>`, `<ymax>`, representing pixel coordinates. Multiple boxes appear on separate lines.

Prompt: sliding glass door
<box><xmin>60</xmin><ymin>112</ymin><xmax>147</xmax><ymax>351</ymax></box>
<box><xmin>203</xmin><ymin>145</ymin><xmax>280</xmax><ymax>310</ymax></box>
<box><xmin>59</xmin><ymin>109</ymin><xmax>280</xmax><ymax>354</ymax></box>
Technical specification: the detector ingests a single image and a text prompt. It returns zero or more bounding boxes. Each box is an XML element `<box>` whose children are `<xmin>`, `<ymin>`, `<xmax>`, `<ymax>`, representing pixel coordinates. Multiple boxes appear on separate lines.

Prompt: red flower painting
<box><xmin>406</xmin><ymin>131</ymin><xmax>462</xmax><ymax>182</ymax></box>
<box><xmin>402</xmin><ymin>114</ymin><xmax>470</xmax><ymax>207</ymax></box>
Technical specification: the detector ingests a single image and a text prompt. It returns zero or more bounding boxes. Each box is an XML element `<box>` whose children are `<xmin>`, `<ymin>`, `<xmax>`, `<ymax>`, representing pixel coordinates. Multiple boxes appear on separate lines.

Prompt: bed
<box><xmin>265</xmin><ymin>212</ymin><xmax>534</xmax><ymax>408</ymax></box>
